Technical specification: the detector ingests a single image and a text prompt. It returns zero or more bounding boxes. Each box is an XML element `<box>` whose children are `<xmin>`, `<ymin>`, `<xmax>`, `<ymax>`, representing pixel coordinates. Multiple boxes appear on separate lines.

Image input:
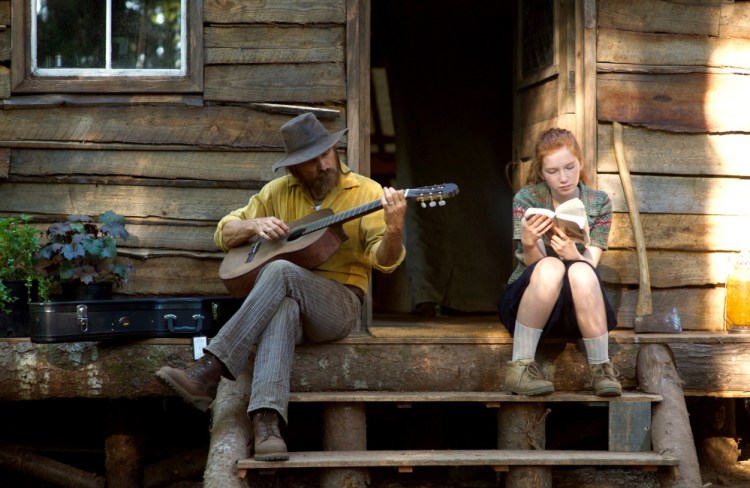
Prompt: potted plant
<box><xmin>35</xmin><ymin>210</ymin><xmax>134</xmax><ymax>301</ymax></box>
<box><xmin>0</xmin><ymin>214</ymin><xmax>51</xmax><ymax>336</ymax></box>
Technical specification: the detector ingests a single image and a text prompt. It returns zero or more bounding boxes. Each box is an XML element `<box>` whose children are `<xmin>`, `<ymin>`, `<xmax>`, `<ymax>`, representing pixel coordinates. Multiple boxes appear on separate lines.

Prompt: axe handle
<box><xmin>613</xmin><ymin>122</ymin><xmax>652</xmax><ymax>316</ymax></box>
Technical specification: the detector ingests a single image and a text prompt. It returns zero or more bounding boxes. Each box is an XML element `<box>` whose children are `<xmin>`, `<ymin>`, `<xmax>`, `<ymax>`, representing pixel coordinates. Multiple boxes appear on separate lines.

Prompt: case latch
<box><xmin>77</xmin><ymin>304</ymin><xmax>89</xmax><ymax>333</ymax></box>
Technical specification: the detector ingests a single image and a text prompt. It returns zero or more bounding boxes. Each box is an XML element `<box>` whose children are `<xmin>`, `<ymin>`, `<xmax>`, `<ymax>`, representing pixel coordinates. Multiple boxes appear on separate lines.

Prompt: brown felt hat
<box><xmin>272</xmin><ymin>113</ymin><xmax>348</xmax><ymax>171</ymax></box>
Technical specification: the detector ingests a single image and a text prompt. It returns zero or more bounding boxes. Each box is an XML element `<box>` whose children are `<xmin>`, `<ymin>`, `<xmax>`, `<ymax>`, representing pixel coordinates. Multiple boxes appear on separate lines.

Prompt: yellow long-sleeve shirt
<box><xmin>214</xmin><ymin>165</ymin><xmax>405</xmax><ymax>295</ymax></box>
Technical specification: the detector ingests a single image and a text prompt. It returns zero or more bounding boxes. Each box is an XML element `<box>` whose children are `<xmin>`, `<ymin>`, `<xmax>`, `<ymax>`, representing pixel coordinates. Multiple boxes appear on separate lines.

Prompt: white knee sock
<box><xmin>583</xmin><ymin>332</ymin><xmax>610</xmax><ymax>365</ymax></box>
<box><xmin>512</xmin><ymin>321</ymin><xmax>543</xmax><ymax>361</ymax></box>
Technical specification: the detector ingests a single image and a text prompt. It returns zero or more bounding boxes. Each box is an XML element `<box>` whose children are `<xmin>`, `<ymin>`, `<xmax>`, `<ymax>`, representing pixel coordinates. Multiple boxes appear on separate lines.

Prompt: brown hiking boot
<box><xmin>155</xmin><ymin>353</ymin><xmax>225</xmax><ymax>412</ymax></box>
<box><xmin>590</xmin><ymin>361</ymin><xmax>622</xmax><ymax>397</ymax></box>
<box><xmin>252</xmin><ymin>409</ymin><xmax>289</xmax><ymax>461</ymax></box>
<box><xmin>504</xmin><ymin>359</ymin><xmax>554</xmax><ymax>396</ymax></box>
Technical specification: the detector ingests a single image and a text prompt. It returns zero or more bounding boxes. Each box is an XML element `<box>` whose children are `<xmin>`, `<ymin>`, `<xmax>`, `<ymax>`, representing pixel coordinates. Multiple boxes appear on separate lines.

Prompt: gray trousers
<box><xmin>206</xmin><ymin>260</ymin><xmax>362</xmax><ymax>424</ymax></box>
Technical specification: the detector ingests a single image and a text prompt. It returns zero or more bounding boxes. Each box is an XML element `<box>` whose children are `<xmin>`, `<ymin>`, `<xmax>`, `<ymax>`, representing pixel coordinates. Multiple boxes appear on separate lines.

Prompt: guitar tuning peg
<box><xmin>421</xmin><ymin>202</ymin><xmax>427</xmax><ymax>208</ymax></box>
<box><xmin>438</xmin><ymin>200</ymin><xmax>446</xmax><ymax>206</ymax></box>
<box><xmin>429</xmin><ymin>201</ymin><xmax>437</xmax><ymax>207</ymax></box>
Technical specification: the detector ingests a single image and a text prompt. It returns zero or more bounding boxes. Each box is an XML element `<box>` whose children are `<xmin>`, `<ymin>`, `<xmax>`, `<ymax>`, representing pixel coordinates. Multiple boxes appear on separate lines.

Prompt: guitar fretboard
<box><xmin>300</xmin><ymin>200</ymin><xmax>384</xmax><ymax>236</ymax></box>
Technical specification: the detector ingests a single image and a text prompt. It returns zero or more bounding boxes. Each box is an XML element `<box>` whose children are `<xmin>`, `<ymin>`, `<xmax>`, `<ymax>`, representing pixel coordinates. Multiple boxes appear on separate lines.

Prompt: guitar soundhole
<box><xmin>287</xmin><ymin>228</ymin><xmax>305</xmax><ymax>242</ymax></box>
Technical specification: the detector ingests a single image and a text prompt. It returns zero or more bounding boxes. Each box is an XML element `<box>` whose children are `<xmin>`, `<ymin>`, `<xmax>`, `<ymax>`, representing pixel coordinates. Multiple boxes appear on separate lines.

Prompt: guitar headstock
<box><xmin>404</xmin><ymin>183</ymin><xmax>459</xmax><ymax>208</ymax></box>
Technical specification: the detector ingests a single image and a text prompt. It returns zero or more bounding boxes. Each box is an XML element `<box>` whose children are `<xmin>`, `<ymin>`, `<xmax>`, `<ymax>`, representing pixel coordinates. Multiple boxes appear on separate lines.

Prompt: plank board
<box><xmin>720</xmin><ymin>2</ymin><xmax>750</xmax><ymax>40</ymax></box>
<box><xmin>597</xmin><ymin>124</ymin><xmax>750</xmax><ymax>177</ymax></box>
<box><xmin>0</xmin><ymin>106</ymin><xmax>346</xmax><ymax>148</ymax></box>
<box><xmin>205</xmin><ymin>26</ymin><xmax>344</xmax><ymax>65</ymax></box>
<box><xmin>10</xmin><ymin>148</ymin><xmax>279</xmax><ymax>182</ymax></box>
<box><xmin>0</xmin><ymin>182</ymin><xmax>254</xmax><ymax>222</ymax></box>
<box><xmin>288</xmin><ymin>391</ymin><xmax>662</xmax><ymax>403</ymax></box>
<box><xmin>597</xmin><ymin>72</ymin><xmax>750</xmax><ymax>133</ymax></box>
<box><xmin>598</xmin><ymin>0</ymin><xmax>721</xmax><ymax>36</ymax></box>
<box><xmin>237</xmin><ymin>449</ymin><xmax>679</xmax><ymax>470</ymax></box>
<box><xmin>609</xmin><ymin>213</ymin><xmax>750</xmax><ymax>252</ymax></box>
<box><xmin>598</xmin><ymin>174</ymin><xmax>750</xmax><ymax>216</ymax></box>
<box><xmin>598</xmin><ymin>28</ymin><xmax>750</xmax><ymax>70</ymax></box>
<box><xmin>116</xmin><ymin>256</ymin><xmax>225</xmax><ymax>296</ymax></box>
<box><xmin>204</xmin><ymin>64</ymin><xmax>346</xmax><ymax>103</ymax></box>
<box><xmin>204</xmin><ymin>0</ymin><xmax>345</xmax><ymax>24</ymax></box>
<box><xmin>599</xmin><ymin>250</ymin><xmax>734</xmax><ymax>287</ymax></box>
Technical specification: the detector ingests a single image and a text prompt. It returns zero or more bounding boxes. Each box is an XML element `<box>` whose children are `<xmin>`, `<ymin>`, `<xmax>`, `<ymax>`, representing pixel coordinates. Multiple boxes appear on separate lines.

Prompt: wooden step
<box><xmin>237</xmin><ymin>449</ymin><xmax>679</xmax><ymax>474</ymax></box>
<box><xmin>289</xmin><ymin>390</ymin><xmax>662</xmax><ymax>404</ymax></box>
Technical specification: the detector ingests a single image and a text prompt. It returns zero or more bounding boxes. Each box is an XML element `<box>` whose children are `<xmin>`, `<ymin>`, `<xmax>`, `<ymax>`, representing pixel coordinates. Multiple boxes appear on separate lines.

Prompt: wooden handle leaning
<box><xmin>612</xmin><ymin>122</ymin><xmax>652</xmax><ymax>316</ymax></box>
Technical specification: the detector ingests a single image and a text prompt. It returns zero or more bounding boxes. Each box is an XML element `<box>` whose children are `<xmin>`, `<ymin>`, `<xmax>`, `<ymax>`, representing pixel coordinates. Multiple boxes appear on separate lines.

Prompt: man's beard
<box><xmin>309</xmin><ymin>168</ymin><xmax>339</xmax><ymax>200</ymax></box>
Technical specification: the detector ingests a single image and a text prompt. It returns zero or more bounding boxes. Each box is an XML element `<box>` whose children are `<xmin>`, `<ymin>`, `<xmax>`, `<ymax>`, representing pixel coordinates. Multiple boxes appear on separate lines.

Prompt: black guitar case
<box><xmin>29</xmin><ymin>296</ymin><xmax>243</xmax><ymax>343</ymax></box>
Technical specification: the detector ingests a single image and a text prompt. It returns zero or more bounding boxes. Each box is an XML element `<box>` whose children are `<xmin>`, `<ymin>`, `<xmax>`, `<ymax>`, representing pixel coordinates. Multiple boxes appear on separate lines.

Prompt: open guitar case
<box><xmin>28</xmin><ymin>296</ymin><xmax>243</xmax><ymax>343</ymax></box>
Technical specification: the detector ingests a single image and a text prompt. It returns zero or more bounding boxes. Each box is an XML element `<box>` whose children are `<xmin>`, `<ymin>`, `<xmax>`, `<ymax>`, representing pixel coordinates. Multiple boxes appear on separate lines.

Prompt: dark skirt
<box><xmin>497</xmin><ymin>259</ymin><xmax>617</xmax><ymax>338</ymax></box>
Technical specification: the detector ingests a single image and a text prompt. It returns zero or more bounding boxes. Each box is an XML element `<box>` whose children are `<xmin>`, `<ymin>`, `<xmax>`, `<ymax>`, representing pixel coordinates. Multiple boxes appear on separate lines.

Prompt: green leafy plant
<box><xmin>36</xmin><ymin>211</ymin><xmax>134</xmax><ymax>289</ymax></box>
<box><xmin>0</xmin><ymin>214</ymin><xmax>50</xmax><ymax>312</ymax></box>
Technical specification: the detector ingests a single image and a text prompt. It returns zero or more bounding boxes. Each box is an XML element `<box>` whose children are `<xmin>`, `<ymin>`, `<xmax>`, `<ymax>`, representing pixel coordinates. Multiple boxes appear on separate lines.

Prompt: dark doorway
<box><xmin>371</xmin><ymin>1</ymin><xmax>516</xmax><ymax>315</ymax></box>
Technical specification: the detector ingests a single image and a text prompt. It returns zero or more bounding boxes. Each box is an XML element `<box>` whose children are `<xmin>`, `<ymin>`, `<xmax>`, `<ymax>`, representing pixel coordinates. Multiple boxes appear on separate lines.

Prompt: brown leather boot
<box><xmin>155</xmin><ymin>353</ymin><xmax>225</xmax><ymax>412</ymax></box>
<box><xmin>590</xmin><ymin>361</ymin><xmax>622</xmax><ymax>397</ymax></box>
<box><xmin>252</xmin><ymin>409</ymin><xmax>289</xmax><ymax>461</ymax></box>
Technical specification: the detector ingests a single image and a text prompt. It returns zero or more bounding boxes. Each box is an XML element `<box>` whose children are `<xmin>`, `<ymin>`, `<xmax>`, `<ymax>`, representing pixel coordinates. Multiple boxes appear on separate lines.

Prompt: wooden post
<box><xmin>637</xmin><ymin>344</ymin><xmax>701</xmax><ymax>487</ymax></box>
<box><xmin>105</xmin><ymin>401</ymin><xmax>144</xmax><ymax>488</ymax></box>
<box><xmin>497</xmin><ymin>403</ymin><xmax>551</xmax><ymax>488</ymax></box>
<box><xmin>321</xmin><ymin>402</ymin><xmax>368</xmax><ymax>488</ymax></box>
<box><xmin>204</xmin><ymin>366</ymin><xmax>253</xmax><ymax>488</ymax></box>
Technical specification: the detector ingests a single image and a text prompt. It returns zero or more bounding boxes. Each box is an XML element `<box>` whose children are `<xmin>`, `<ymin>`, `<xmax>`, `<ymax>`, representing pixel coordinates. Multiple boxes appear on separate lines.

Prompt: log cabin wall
<box><xmin>513</xmin><ymin>0</ymin><xmax>750</xmax><ymax>332</ymax></box>
<box><xmin>0</xmin><ymin>0</ymin><xmax>353</xmax><ymax>298</ymax></box>
<box><xmin>596</xmin><ymin>0</ymin><xmax>750</xmax><ymax>331</ymax></box>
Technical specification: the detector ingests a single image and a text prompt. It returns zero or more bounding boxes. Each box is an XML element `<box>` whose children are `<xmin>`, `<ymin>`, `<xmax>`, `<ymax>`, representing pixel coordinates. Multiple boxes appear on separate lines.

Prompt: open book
<box><xmin>524</xmin><ymin>198</ymin><xmax>590</xmax><ymax>246</ymax></box>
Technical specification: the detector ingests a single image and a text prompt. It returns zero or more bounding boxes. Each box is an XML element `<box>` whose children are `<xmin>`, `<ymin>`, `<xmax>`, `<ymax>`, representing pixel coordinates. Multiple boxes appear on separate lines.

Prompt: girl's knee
<box><xmin>567</xmin><ymin>261</ymin><xmax>599</xmax><ymax>289</ymax></box>
<box><xmin>532</xmin><ymin>257</ymin><xmax>566</xmax><ymax>282</ymax></box>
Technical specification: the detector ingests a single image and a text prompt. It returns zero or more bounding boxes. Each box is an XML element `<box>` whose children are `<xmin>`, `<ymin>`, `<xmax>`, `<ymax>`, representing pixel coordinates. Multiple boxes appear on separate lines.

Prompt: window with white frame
<box><xmin>12</xmin><ymin>0</ymin><xmax>202</xmax><ymax>92</ymax></box>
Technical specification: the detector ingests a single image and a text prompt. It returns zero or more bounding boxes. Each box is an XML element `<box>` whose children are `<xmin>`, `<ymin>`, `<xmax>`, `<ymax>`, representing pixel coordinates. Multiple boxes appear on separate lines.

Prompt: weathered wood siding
<box><xmin>596</xmin><ymin>0</ymin><xmax>750</xmax><ymax>331</ymax></box>
<box><xmin>0</xmin><ymin>0</ymin><xmax>348</xmax><ymax>297</ymax></box>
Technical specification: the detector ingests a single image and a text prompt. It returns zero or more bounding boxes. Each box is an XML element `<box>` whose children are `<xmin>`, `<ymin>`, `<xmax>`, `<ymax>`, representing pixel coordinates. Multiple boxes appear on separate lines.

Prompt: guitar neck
<box><xmin>303</xmin><ymin>199</ymin><xmax>383</xmax><ymax>235</ymax></box>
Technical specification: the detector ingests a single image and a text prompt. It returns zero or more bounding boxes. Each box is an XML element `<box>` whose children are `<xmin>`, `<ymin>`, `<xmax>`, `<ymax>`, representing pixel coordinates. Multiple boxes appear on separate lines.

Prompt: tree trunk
<box><xmin>203</xmin><ymin>365</ymin><xmax>252</xmax><ymax>488</ymax></box>
<box><xmin>320</xmin><ymin>402</ymin><xmax>368</xmax><ymax>488</ymax></box>
<box><xmin>637</xmin><ymin>343</ymin><xmax>702</xmax><ymax>488</ymax></box>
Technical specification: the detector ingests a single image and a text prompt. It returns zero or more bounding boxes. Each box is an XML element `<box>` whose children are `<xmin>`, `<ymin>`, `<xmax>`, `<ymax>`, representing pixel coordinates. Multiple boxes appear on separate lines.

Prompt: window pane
<box><xmin>112</xmin><ymin>0</ymin><xmax>182</xmax><ymax>69</ymax></box>
<box><xmin>36</xmin><ymin>0</ymin><xmax>106</xmax><ymax>69</ymax></box>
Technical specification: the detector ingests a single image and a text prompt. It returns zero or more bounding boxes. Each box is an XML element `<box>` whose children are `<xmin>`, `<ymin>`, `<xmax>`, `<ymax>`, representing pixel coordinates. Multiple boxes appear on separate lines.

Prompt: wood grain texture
<box><xmin>599</xmin><ymin>249</ymin><xmax>734</xmax><ymax>287</ymax></box>
<box><xmin>10</xmin><ymin>148</ymin><xmax>279</xmax><ymax>182</ymax></box>
<box><xmin>204</xmin><ymin>64</ymin><xmax>346</xmax><ymax>103</ymax></box>
<box><xmin>598</xmin><ymin>28</ymin><xmax>750</xmax><ymax>70</ymax></box>
<box><xmin>205</xmin><ymin>26</ymin><xmax>344</xmax><ymax>64</ymax></box>
<box><xmin>598</xmin><ymin>0</ymin><xmax>721</xmax><ymax>36</ymax></box>
<box><xmin>598</xmin><ymin>72</ymin><xmax>750</xmax><ymax>132</ymax></box>
<box><xmin>0</xmin><ymin>182</ymin><xmax>254</xmax><ymax>222</ymax></box>
<box><xmin>597</xmin><ymin>123</ymin><xmax>750</xmax><ymax>177</ymax></box>
<box><xmin>598</xmin><ymin>173</ymin><xmax>750</xmax><ymax>216</ymax></box>
<box><xmin>204</xmin><ymin>0</ymin><xmax>345</xmax><ymax>24</ymax></box>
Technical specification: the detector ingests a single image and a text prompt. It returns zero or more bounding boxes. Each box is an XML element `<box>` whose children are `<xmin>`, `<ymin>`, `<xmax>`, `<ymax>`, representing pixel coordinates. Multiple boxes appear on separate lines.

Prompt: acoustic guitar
<box><xmin>218</xmin><ymin>183</ymin><xmax>459</xmax><ymax>298</ymax></box>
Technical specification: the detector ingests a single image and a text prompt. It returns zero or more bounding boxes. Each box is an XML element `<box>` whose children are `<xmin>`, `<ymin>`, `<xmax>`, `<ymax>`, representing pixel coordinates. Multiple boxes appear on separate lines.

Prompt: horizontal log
<box><xmin>204</xmin><ymin>64</ymin><xmax>346</xmax><ymax>103</ymax></box>
<box><xmin>0</xmin><ymin>66</ymin><xmax>9</xmax><ymax>99</ymax></box>
<box><xmin>598</xmin><ymin>27</ymin><xmax>750</xmax><ymax>69</ymax></box>
<box><xmin>609</xmin><ymin>213</ymin><xmax>750</xmax><ymax>252</ymax></box>
<box><xmin>597</xmin><ymin>174</ymin><xmax>750</xmax><ymax>216</ymax></box>
<box><xmin>117</xmin><ymin>256</ymin><xmax>225</xmax><ymax>296</ymax></box>
<box><xmin>0</xmin><ymin>106</ymin><xmax>344</xmax><ymax>148</ymax></box>
<box><xmin>205</xmin><ymin>26</ymin><xmax>344</xmax><ymax>64</ymax></box>
<box><xmin>204</xmin><ymin>0</ymin><xmax>345</xmax><ymax>24</ymax></box>
<box><xmin>607</xmin><ymin>286</ymin><xmax>724</xmax><ymax>332</ymax></box>
<box><xmin>598</xmin><ymin>72</ymin><xmax>750</xmax><ymax>132</ymax></box>
<box><xmin>10</xmin><ymin>148</ymin><xmax>279</xmax><ymax>182</ymax></box>
<box><xmin>599</xmin><ymin>250</ymin><xmax>734</xmax><ymax>287</ymax></box>
<box><xmin>2</xmin><ymin>331</ymin><xmax>750</xmax><ymax>401</ymax></box>
<box><xmin>598</xmin><ymin>0</ymin><xmax>721</xmax><ymax>36</ymax></box>
<box><xmin>720</xmin><ymin>2</ymin><xmax>750</xmax><ymax>40</ymax></box>
<box><xmin>597</xmin><ymin>123</ymin><xmax>750</xmax><ymax>177</ymax></box>
<box><xmin>0</xmin><ymin>182</ymin><xmax>254</xmax><ymax>222</ymax></box>
<box><xmin>3</xmin><ymin>94</ymin><xmax>204</xmax><ymax>109</ymax></box>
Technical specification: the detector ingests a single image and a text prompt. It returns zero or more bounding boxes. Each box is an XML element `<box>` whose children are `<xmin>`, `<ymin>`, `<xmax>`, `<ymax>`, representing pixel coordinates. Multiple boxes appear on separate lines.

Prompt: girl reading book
<box><xmin>497</xmin><ymin>128</ymin><xmax>621</xmax><ymax>396</ymax></box>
